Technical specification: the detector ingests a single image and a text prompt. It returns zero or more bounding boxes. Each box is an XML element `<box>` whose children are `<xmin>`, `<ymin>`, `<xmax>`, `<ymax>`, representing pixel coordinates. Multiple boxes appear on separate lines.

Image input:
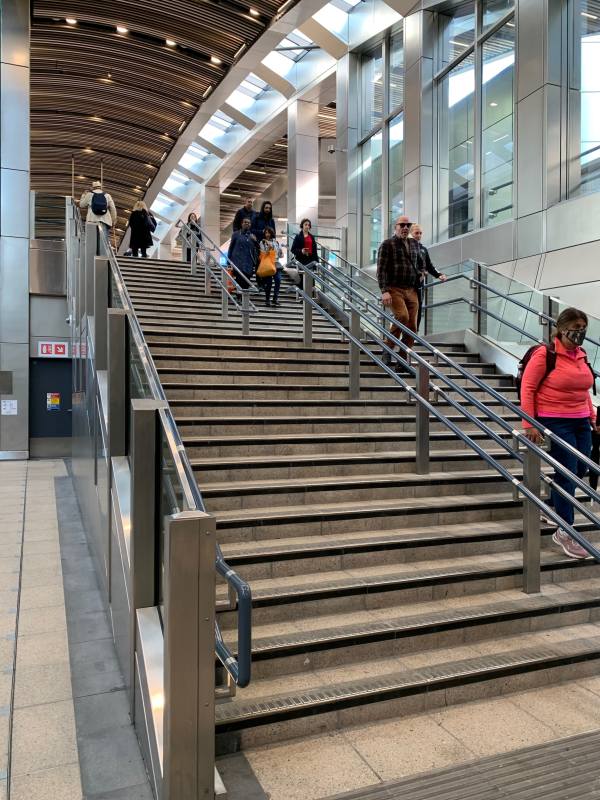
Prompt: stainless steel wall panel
<box><xmin>546</xmin><ymin>191</ymin><xmax>600</xmax><ymax>250</ymax></box>
<box><xmin>0</xmin><ymin>237</ymin><xmax>28</xmax><ymax>342</ymax></box>
<box><xmin>404</xmin><ymin>58</ymin><xmax>433</xmax><ymax>174</ymax></box>
<box><xmin>539</xmin><ymin>238</ymin><xmax>600</xmax><ymax>289</ymax></box>
<box><xmin>30</xmin><ymin>297</ymin><xmax>69</xmax><ymax>343</ymax></box>
<box><xmin>0</xmin><ymin>64</ymin><xmax>29</xmax><ymax>171</ymax></box>
<box><xmin>545</xmin><ymin>84</ymin><xmax>562</xmax><ymax>207</ymax></box>
<box><xmin>546</xmin><ymin>0</ymin><xmax>563</xmax><ymax>87</ymax></box>
<box><xmin>0</xmin><ymin>168</ymin><xmax>29</xmax><ymax>239</ymax></box>
<box><xmin>461</xmin><ymin>220</ymin><xmax>515</xmax><ymax>264</ymax></box>
<box><xmin>513</xmin><ymin>254</ymin><xmax>543</xmax><ymax>287</ymax></box>
<box><xmin>29</xmin><ymin>246</ymin><xmax>67</xmax><ymax>295</ymax></box>
<box><xmin>516</xmin><ymin>89</ymin><xmax>544</xmax><ymax>217</ymax></box>
<box><xmin>0</xmin><ymin>343</ymin><xmax>28</xmax><ymax>451</ymax></box>
<box><xmin>427</xmin><ymin>236</ymin><xmax>463</xmax><ymax>269</ymax></box>
<box><xmin>516</xmin><ymin>0</ymin><xmax>545</xmax><ymax>101</ymax></box>
<box><xmin>0</xmin><ymin>0</ymin><xmax>29</xmax><ymax>67</ymax></box>
<box><xmin>517</xmin><ymin>212</ymin><xmax>543</xmax><ymax>258</ymax></box>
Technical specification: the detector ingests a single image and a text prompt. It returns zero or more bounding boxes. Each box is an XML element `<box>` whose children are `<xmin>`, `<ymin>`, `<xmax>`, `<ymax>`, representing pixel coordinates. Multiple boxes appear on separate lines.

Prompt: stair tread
<box><xmin>215</xmin><ymin>626</ymin><xmax>600</xmax><ymax>722</ymax></box>
<box><xmin>222</xmin><ymin>582</ymin><xmax>600</xmax><ymax>652</ymax></box>
<box><xmin>185</xmin><ymin>430</ymin><xmax>511</xmax><ymax>446</ymax></box>
<box><xmin>214</xmin><ymin>491</ymin><xmax>515</xmax><ymax>524</ymax></box>
<box><xmin>215</xmin><ymin>548</ymin><xmax>578</xmax><ymax>602</ymax></box>
<box><xmin>203</xmin><ymin>468</ymin><xmax>509</xmax><ymax>494</ymax></box>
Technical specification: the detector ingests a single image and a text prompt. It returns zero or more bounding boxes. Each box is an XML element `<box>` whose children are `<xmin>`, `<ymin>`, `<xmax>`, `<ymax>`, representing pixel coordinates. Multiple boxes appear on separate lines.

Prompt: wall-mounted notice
<box><xmin>46</xmin><ymin>393</ymin><xmax>61</xmax><ymax>411</ymax></box>
<box><xmin>38</xmin><ymin>341</ymin><xmax>69</xmax><ymax>358</ymax></box>
<box><xmin>1</xmin><ymin>400</ymin><xmax>18</xmax><ymax>416</ymax></box>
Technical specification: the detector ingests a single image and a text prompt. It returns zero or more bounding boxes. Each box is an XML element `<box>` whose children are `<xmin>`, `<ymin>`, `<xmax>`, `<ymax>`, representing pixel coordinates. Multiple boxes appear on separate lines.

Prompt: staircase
<box><xmin>118</xmin><ymin>257</ymin><xmax>600</xmax><ymax>762</ymax></box>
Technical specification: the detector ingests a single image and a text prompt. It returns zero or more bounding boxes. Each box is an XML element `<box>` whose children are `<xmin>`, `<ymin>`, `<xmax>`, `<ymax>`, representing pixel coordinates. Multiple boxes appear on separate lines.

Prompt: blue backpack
<box><xmin>91</xmin><ymin>191</ymin><xmax>108</xmax><ymax>216</ymax></box>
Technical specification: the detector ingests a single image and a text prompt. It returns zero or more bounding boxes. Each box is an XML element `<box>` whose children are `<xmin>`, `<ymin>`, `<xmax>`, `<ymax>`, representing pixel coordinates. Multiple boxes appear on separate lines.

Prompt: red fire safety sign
<box><xmin>38</xmin><ymin>341</ymin><xmax>69</xmax><ymax>358</ymax></box>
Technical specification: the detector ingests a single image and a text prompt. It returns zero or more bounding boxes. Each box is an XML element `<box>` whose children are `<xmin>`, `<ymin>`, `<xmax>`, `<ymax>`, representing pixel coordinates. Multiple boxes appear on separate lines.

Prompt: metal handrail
<box><xmin>315</xmin><ymin>255</ymin><xmax>600</xmax><ymax>489</ymax></box>
<box><xmin>99</xmin><ymin>224</ymin><xmax>252</xmax><ymax>687</ymax></box>
<box><xmin>297</xmin><ymin>260</ymin><xmax>600</xmax><ymax>562</ymax></box>
<box><xmin>427</xmin><ymin>263</ymin><xmax>600</xmax><ymax>352</ymax></box>
<box><xmin>178</xmin><ymin>220</ymin><xmax>259</xmax><ymax>304</ymax></box>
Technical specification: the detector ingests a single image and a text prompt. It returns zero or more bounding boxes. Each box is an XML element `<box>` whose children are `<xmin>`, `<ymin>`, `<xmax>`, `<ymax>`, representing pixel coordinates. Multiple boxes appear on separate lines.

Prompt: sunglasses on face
<box><xmin>397</xmin><ymin>222</ymin><xmax>412</xmax><ymax>228</ymax></box>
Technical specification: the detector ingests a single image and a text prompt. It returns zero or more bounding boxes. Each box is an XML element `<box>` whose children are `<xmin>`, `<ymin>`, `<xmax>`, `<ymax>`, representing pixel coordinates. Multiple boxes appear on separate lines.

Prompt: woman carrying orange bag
<box><xmin>257</xmin><ymin>227</ymin><xmax>283</xmax><ymax>307</ymax></box>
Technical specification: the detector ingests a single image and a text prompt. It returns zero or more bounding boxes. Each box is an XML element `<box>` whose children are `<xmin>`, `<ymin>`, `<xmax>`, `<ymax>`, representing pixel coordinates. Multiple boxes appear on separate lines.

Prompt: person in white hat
<box><xmin>79</xmin><ymin>179</ymin><xmax>117</xmax><ymax>235</ymax></box>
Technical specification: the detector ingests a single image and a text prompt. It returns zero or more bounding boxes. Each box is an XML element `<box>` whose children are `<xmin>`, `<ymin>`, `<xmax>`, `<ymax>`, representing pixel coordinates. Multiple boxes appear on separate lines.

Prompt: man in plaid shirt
<box><xmin>377</xmin><ymin>215</ymin><xmax>445</xmax><ymax>370</ymax></box>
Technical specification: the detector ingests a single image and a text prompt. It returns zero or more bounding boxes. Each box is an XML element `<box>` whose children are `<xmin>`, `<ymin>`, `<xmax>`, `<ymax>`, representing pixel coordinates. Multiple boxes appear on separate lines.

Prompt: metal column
<box><xmin>163</xmin><ymin>511</ymin><xmax>216</xmax><ymax>800</ymax></box>
<box><xmin>241</xmin><ymin>291</ymin><xmax>250</xmax><ymax>336</ymax></box>
<box><xmin>522</xmin><ymin>445</ymin><xmax>542</xmax><ymax>594</ymax></box>
<box><xmin>415</xmin><ymin>363</ymin><xmax>430</xmax><ymax>475</ymax></box>
<box><xmin>94</xmin><ymin>256</ymin><xmax>109</xmax><ymax>371</ymax></box>
<box><xmin>107</xmin><ymin>309</ymin><xmax>127</xmax><ymax>458</ymax></box>
<box><xmin>303</xmin><ymin>272</ymin><xmax>314</xmax><ymax>348</ymax></box>
<box><xmin>348</xmin><ymin>308</ymin><xmax>361</xmax><ymax>399</ymax></box>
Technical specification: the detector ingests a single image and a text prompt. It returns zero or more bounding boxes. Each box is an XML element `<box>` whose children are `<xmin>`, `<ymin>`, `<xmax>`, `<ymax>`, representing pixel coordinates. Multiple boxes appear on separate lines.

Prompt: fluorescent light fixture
<box><xmin>278</xmin><ymin>0</ymin><xmax>294</xmax><ymax>12</ymax></box>
<box><xmin>235</xmin><ymin>43</ymin><xmax>246</xmax><ymax>59</ymax></box>
<box><xmin>222</xmin><ymin>192</ymin><xmax>241</xmax><ymax>198</ymax></box>
<box><xmin>82</xmin><ymin>148</ymin><xmax>94</xmax><ymax>153</ymax></box>
<box><xmin>493</xmin><ymin>134</ymin><xmax>509</xmax><ymax>142</ymax></box>
<box><xmin>274</xmin><ymin>142</ymin><xmax>288</xmax><ymax>148</ymax></box>
<box><xmin>116</xmin><ymin>25</ymin><xmax>128</xmax><ymax>33</ymax></box>
<box><xmin>449</xmin><ymin>39</ymin><xmax>468</xmax><ymax>47</ymax></box>
<box><xmin>581</xmin><ymin>11</ymin><xmax>598</xmax><ymax>18</ymax></box>
<box><xmin>203</xmin><ymin>85</ymin><xmax>213</xmax><ymax>99</ymax></box>
<box><xmin>249</xmin><ymin>7</ymin><xmax>260</xmax><ymax>16</ymax></box>
<box><xmin>166</xmin><ymin>38</ymin><xmax>176</xmax><ymax>47</ymax></box>
<box><xmin>489</xmin><ymin>101</ymin><xmax>498</xmax><ymax>107</ymax></box>
<box><xmin>210</xmin><ymin>55</ymin><xmax>222</xmax><ymax>65</ymax></box>
<box><xmin>66</xmin><ymin>17</ymin><xmax>77</xmax><ymax>24</ymax></box>
<box><xmin>506</xmin><ymin>20</ymin><xmax>515</xmax><ymax>26</ymax></box>
<box><xmin>89</xmin><ymin>115</ymin><xmax>103</xmax><ymax>122</ymax></box>
<box><xmin>182</xmin><ymin>100</ymin><xmax>193</xmax><ymax>108</ymax></box>
<box><xmin>244</xmin><ymin>168</ymin><xmax>266</xmax><ymax>174</ymax></box>
<box><xmin>160</xmin><ymin>152</ymin><xmax>167</xmax><ymax>162</ymax></box>
<box><xmin>178</xmin><ymin>121</ymin><xmax>186</xmax><ymax>132</ymax></box>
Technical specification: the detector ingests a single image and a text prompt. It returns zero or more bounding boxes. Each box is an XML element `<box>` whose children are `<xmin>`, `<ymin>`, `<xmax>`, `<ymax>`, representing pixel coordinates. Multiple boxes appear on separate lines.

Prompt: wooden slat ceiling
<box><xmin>30</xmin><ymin>0</ymin><xmax>298</xmax><ymax>231</ymax></box>
<box><xmin>220</xmin><ymin>103</ymin><xmax>336</xmax><ymax>229</ymax></box>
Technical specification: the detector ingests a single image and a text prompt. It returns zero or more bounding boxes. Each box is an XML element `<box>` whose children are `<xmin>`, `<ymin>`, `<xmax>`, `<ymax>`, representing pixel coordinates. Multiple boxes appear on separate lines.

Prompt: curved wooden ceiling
<box><xmin>31</xmin><ymin>0</ymin><xmax>296</xmax><ymax>230</ymax></box>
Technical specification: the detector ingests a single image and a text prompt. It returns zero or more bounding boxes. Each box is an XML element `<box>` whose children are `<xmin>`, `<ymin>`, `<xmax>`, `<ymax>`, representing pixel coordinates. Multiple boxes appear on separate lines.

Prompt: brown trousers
<box><xmin>385</xmin><ymin>287</ymin><xmax>419</xmax><ymax>350</ymax></box>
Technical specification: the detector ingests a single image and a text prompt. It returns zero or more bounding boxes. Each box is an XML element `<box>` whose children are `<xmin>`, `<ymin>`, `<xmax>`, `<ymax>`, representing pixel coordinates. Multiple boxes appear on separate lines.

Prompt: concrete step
<box><xmin>176</xmin><ymin>411</ymin><xmax>519</xmax><ymax>436</ymax></box>
<box><xmin>222</xmin><ymin>581</ymin><xmax>600</xmax><ymax>679</ymax></box>
<box><xmin>213</xmin><ymin>491</ymin><xmax>523</xmax><ymax>543</ymax></box>
<box><xmin>184</xmin><ymin>428</ymin><xmax>513</xmax><ymax>458</ymax></box>
<box><xmin>202</xmin><ymin>469</ymin><xmax>523</xmax><ymax>512</ymax></box>
<box><xmin>191</xmin><ymin>445</ymin><xmax>515</xmax><ymax>481</ymax></box>
<box><xmin>215</xmin><ymin>623</ymin><xmax>600</xmax><ymax>751</ymax></box>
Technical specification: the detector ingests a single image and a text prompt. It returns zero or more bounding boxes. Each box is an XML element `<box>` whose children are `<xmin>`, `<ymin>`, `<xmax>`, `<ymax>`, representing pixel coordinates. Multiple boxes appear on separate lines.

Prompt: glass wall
<box><xmin>359</xmin><ymin>26</ymin><xmax>404</xmax><ymax>265</ymax></box>
<box><xmin>361</xmin><ymin>133</ymin><xmax>383</xmax><ymax>265</ymax></box>
<box><xmin>569</xmin><ymin>0</ymin><xmax>600</xmax><ymax>197</ymax></box>
<box><xmin>436</xmin><ymin>0</ymin><xmax>515</xmax><ymax>240</ymax></box>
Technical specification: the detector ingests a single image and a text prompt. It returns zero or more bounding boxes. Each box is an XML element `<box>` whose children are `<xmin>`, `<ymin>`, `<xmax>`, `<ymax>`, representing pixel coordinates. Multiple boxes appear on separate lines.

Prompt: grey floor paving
<box><xmin>56</xmin><ymin>469</ymin><xmax>154</xmax><ymax>800</ymax></box>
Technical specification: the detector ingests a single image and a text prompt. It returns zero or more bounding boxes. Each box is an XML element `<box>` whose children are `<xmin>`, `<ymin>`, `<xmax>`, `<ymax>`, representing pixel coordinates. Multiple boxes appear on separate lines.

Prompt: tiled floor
<box><xmin>0</xmin><ymin>460</ymin><xmax>153</xmax><ymax>800</ymax></box>
<box><xmin>219</xmin><ymin>675</ymin><xmax>600</xmax><ymax>800</ymax></box>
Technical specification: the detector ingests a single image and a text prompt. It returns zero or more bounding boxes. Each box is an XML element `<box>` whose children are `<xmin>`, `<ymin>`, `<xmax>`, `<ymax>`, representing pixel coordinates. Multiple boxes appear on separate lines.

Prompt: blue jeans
<box><xmin>538</xmin><ymin>417</ymin><xmax>592</xmax><ymax>527</ymax></box>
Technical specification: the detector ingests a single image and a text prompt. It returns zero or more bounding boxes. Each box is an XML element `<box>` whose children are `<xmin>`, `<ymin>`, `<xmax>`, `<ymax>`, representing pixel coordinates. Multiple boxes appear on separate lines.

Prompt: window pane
<box><xmin>482</xmin><ymin>22</ymin><xmax>515</xmax><ymax>226</ymax></box>
<box><xmin>361</xmin><ymin>132</ymin><xmax>383</xmax><ymax>264</ymax></box>
<box><xmin>438</xmin><ymin>53</ymin><xmax>475</xmax><ymax>240</ymax></box>
<box><xmin>389</xmin><ymin>113</ymin><xmax>404</xmax><ymax>230</ymax></box>
<box><xmin>483</xmin><ymin>0</ymin><xmax>514</xmax><ymax>31</ymax></box>
<box><xmin>440</xmin><ymin>2</ymin><xmax>475</xmax><ymax>65</ymax></box>
<box><xmin>570</xmin><ymin>0</ymin><xmax>600</xmax><ymax>197</ymax></box>
<box><xmin>389</xmin><ymin>31</ymin><xmax>404</xmax><ymax>112</ymax></box>
<box><xmin>361</xmin><ymin>46</ymin><xmax>383</xmax><ymax>135</ymax></box>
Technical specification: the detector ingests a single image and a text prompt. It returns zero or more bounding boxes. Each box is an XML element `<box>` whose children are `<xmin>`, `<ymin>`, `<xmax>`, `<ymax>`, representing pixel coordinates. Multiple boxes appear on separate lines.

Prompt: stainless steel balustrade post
<box><xmin>542</xmin><ymin>295</ymin><xmax>556</xmax><ymax>344</ymax></box>
<box><xmin>304</xmin><ymin>271</ymin><xmax>314</xmax><ymax>348</ymax></box>
<box><xmin>522</xmin><ymin>445</ymin><xmax>542</xmax><ymax>594</ymax></box>
<box><xmin>129</xmin><ymin>399</ymin><xmax>166</xmax><ymax>714</ymax></box>
<box><xmin>415</xmin><ymin>363</ymin><xmax>431</xmax><ymax>475</ymax></box>
<box><xmin>85</xmin><ymin>222</ymin><xmax>99</xmax><ymax>321</ymax></box>
<box><xmin>107</xmin><ymin>309</ymin><xmax>127</xmax><ymax>457</ymax></box>
<box><xmin>241</xmin><ymin>290</ymin><xmax>250</xmax><ymax>336</ymax></box>
<box><xmin>94</xmin><ymin>256</ymin><xmax>109</xmax><ymax>371</ymax></box>
<box><xmin>203</xmin><ymin>255</ymin><xmax>211</xmax><ymax>294</ymax></box>
<box><xmin>221</xmin><ymin>285</ymin><xmax>229</xmax><ymax>321</ymax></box>
<box><xmin>191</xmin><ymin>245</ymin><xmax>198</xmax><ymax>277</ymax></box>
<box><xmin>348</xmin><ymin>308</ymin><xmax>361</xmax><ymax>399</ymax></box>
<box><xmin>472</xmin><ymin>262</ymin><xmax>482</xmax><ymax>335</ymax></box>
<box><xmin>163</xmin><ymin>511</ymin><xmax>216</xmax><ymax>800</ymax></box>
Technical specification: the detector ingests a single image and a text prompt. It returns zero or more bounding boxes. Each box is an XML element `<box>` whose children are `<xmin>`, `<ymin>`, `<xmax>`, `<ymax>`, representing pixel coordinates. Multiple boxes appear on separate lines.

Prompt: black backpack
<box><xmin>516</xmin><ymin>343</ymin><xmax>596</xmax><ymax>400</ymax></box>
<box><xmin>91</xmin><ymin>191</ymin><xmax>108</xmax><ymax>216</ymax></box>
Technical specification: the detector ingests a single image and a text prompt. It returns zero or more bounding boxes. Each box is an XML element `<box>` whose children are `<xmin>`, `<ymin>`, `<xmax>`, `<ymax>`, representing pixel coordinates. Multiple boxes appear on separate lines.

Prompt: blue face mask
<box><xmin>564</xmin><ymin>327</ymin><xmax>587</xmax><ymax>346</ymax></box>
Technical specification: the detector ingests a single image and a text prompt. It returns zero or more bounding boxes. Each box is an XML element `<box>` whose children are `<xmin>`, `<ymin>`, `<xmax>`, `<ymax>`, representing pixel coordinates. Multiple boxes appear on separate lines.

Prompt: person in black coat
<box><xmin>232</xmin><ymin>197</ymin><xmax>255</xmax><ymax>232</ymax></box>
<box><xmin>185</xmin><ymin>212</ymin><xmax>203</xmax><ymax>262</ymax></box>
<box><xmin>291</xmin><ymin>218</ymin><xmax>318</xmax><ymax>266</ymax></box>
<box><xmin>410</xmin><ymin>224</ymin><xmax>447</xmax><ymax>329</ymax></box>
<box><xmin>127</xmin><ymin>201</ymin><xmax>157</xmax><ymax>258</ymax></box>
<box><xmin>252</xmin><ymin>200</ymin><xmax>276</xmax><ymax>241</ymax></box>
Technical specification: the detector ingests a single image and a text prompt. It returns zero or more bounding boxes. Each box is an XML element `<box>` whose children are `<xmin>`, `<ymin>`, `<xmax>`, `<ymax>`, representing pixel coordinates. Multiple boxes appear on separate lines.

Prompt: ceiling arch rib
<box><xmin>30</xmin><ymin>0</ymin><xmax>300</xmax><ymax>231</ymax></box>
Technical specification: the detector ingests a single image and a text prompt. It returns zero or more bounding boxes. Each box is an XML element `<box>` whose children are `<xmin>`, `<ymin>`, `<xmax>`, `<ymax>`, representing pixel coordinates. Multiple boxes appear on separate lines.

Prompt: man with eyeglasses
<box><xmin>376</xmin><ymin>215</ymin><xmax>426</xmax><ymax>370</ymax></box>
